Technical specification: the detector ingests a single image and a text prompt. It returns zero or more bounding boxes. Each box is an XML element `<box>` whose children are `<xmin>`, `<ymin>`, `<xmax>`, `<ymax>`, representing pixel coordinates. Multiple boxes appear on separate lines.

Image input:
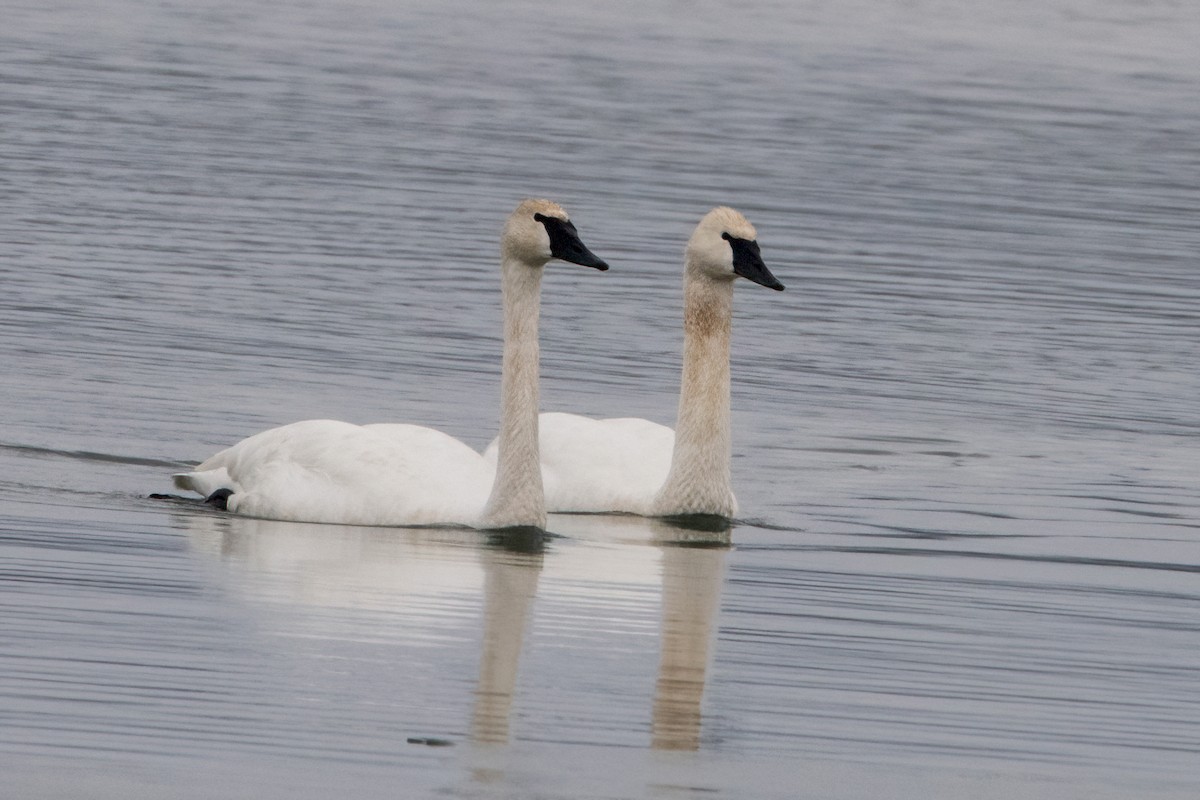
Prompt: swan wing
<box><xmin>483</xmin><ymin>412</ymin><xmax>674</xmax><ymax>514</ymax></box>
<box><xmin>174</xmin><ymin>419</ymin><xmax>494</xmax><ymax>526</ymax></box>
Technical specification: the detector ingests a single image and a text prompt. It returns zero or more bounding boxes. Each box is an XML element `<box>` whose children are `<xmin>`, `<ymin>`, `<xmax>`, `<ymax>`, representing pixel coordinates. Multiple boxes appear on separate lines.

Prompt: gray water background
<box><xmin>2</xmin><ymin>0</ymin><xmax>1198</xmax><ymax>797</ymax></box>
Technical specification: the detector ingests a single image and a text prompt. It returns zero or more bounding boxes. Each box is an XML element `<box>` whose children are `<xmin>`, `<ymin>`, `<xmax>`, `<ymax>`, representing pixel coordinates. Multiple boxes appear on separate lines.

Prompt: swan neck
<box><xmin>481</xmin><ymin>256</ymin><xmax>547</xmax><ymax>529</ymax></box>
<box><xmin>652</xmin><ymin>273</ymin><xmax>735</xmax><ymax>517</ymax></box>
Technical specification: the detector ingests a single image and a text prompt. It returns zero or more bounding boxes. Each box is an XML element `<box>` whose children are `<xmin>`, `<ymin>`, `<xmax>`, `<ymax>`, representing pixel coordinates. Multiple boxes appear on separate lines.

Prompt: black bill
<box><xmin>535</xmin><ymin>213</ymin><xmax>610</xmax><ymax>271</ymax></box>
<box><xmin>723</xmin><ymin>233</ymin><xmax>784</xmax><ymax>291</ymax></box>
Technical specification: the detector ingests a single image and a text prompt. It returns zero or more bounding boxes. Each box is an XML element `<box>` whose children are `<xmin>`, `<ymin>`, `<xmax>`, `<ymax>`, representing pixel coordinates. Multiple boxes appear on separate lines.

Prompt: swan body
<box><xmin>175</xmin><ymin>420</ymin><xmax>495</xmax><ymax>526</ymax></box>
<box><xmin>173</xmin><ymin>199</ymin><xmax>608</xmax><ymax>529</ymax></box>
<box><xmin>482</xmin><ymin>412</ymin><xmax>676</xmax><ymax>515</ymax></box>
<box><xmin>506</xmin><ymin>207</ymin><xmax>783</xmax><ymax>519</ymax></box>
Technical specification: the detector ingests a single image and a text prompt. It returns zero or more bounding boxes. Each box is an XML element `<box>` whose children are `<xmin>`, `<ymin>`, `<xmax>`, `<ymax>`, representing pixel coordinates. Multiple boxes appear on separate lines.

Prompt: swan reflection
<box><xmin>471</xmin><ymin>537</ymin><xmax>543</xmax><ymax>744</ymax></box>
<box><xmin>177</xmin><ymin>510</ymin><xmax>728</xmax><ymax>751</ymax></box>
<box><xmin>548</xmin><ymin>515</ymin><xmax>729</xmax><ymax>750</ymax></box>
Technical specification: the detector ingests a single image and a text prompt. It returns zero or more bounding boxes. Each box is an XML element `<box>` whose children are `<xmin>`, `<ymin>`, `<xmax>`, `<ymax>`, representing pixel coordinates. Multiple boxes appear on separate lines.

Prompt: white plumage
<box><xmin>175</xmin><ymin>420</ymin><xmax>495</xmax><ymax>526</ymax></box>
<box><xmin>172</xmin><ymin>199</ymin><xmax>608</xmax><ymax>529</ymax></box>
<box><xmin>483</xmin><ymin>412</ymin><xmax>676</xmax><ymax>516</ymax></box>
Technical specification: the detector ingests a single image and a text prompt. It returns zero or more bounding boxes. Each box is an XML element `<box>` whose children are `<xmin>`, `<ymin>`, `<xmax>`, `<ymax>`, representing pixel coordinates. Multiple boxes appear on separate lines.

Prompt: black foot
<box><xmin>204</xmin><ymin>488</ymin><xmax>234</xmax><ymax>510</ymax></box>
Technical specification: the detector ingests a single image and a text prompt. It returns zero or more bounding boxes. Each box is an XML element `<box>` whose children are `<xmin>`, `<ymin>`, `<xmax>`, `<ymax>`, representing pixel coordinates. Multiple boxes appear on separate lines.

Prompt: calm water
<box><xmin>2</xmin><ymin>0</ymin><xmax>1198</xmax><ymax>797</ymax></box>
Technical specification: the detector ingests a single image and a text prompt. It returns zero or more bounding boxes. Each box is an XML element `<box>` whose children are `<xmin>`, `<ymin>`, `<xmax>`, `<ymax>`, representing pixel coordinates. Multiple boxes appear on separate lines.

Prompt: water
<box><xmin>2</xmin><ymin>0</ymin><xmax>1198</xmax><ymax>796</ymax></box>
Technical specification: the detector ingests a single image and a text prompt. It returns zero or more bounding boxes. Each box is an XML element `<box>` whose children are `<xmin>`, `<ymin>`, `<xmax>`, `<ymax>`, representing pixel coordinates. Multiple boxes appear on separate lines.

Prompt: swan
<box><xmin>171</xmin><ymin>199</ymin><xmax>609</xmax><ymax>529</ymax></box>
<box><xmin>485</xmin><ymin>206</ymin><xmax>782</xmax><ymax>518</ymax></box>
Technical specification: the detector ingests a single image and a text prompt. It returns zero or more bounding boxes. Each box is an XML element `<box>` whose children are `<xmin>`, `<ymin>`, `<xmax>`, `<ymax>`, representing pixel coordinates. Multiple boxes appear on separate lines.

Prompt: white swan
<box><xmin>486</xmin><ymin>207</ymin><xmax>782</xmax><ymax>518</ymax></box>
<box><xmin>172</xmin><ymin>199</ymin><xmax>608</xmax><ymax>529</ymax></box>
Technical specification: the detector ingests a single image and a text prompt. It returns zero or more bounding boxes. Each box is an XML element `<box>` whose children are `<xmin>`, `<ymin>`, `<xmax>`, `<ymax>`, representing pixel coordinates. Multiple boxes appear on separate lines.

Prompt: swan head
<box><xmin>503</xmin><ymin>199</ymin><xmax>609</xmax><ymax>271</ymax></box>
<box><xmin>686</xmin><ymin>207</ymin><xmax>784</xmax><ymax>291</ymax></box>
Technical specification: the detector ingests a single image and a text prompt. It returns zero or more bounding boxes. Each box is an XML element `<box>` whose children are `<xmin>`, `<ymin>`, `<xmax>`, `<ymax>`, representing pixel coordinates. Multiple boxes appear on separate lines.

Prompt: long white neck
<box><xmin>480</xmin><ymin>255</ymin><xmax>547</xmax><ymax>529</ymax></box>
<box><xmin>651</xmin><ymin>271</ymin><xmax>737</xmax><ymax>517</ymax></box>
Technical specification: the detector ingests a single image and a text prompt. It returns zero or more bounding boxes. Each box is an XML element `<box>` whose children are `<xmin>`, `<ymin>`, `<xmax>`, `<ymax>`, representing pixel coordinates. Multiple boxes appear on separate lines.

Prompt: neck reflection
<box><xmin>176</xmin><ymin>508</ymin><xmax>729</xmax><ymax>752</ymax></box>
<box><xmin>652</xmin><ymin>522</ymin><xmax>730</xmax><ymax>750</ymax></box>
<box><xmin>546</xmin><ymin>514</ymin><xmax>731</xmax><ymax>751</ymax></box>
<box><xmin>472</xmin><ymin>529</ymin><xmax>545</xmax><ymax>744</ymax></box>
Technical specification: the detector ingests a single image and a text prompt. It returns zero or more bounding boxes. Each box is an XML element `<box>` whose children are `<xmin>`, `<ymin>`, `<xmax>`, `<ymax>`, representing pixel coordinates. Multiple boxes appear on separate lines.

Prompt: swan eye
<box><xmin>534</xmin><ymin>211</ymin><xmax>568</xmax><ymax>227</ymax></box>
<box><xmin>721</xmin><ymin>232</ymin><xmax>732</xmax><ymax>241</ymax></box>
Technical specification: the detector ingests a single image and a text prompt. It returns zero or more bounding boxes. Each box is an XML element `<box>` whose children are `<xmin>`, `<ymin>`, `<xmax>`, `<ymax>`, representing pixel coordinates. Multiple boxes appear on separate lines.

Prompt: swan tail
<box><xmin>173</xmin><ymin>467</ymin><xmax>237</xmax><ymax>499</ymax></box>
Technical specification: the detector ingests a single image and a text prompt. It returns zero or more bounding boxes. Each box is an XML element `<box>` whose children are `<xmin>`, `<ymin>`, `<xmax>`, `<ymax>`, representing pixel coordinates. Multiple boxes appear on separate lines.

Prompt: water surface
<box><xmin>2</xmin><ymin>0</ymin><xmax>1198</xmax><ymax>797</ymax></box>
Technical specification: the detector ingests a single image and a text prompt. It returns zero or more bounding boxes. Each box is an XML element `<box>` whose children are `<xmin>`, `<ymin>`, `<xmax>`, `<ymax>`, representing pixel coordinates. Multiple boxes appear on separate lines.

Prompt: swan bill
<box><xmin>535</xmin><ymin>213</ymin><xmax>610</xmax><ymax>271</ymax></box>
<box><xmin>723</xmin><ymin>233</ymin><xmax>784</xmax><ymax>291</ymax></box>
